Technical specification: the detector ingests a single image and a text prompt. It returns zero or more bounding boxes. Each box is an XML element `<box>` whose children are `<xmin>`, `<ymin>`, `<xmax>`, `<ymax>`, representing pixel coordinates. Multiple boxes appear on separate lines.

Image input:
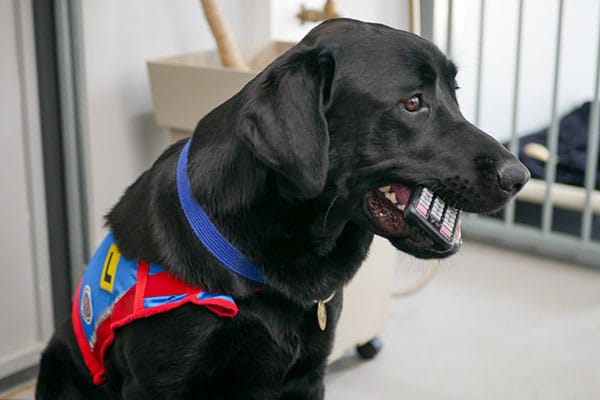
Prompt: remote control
<box><xmin>403</xmin><ymin>187</ymin><xmax>462</xmax><ymax>251</ymax></box>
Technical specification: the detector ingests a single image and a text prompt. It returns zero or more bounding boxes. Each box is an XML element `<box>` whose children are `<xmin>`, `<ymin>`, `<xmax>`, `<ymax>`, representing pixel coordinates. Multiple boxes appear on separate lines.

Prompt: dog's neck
<box><xmin>107</xmin><ymin>121</ymin><xmax>372</xmax><ymax>305</ymax></box>
<box><xmin>187</xmin><ymin>129</ymin><xmax>373</xmax><ymax>303</ymax></box>
<box><xmin>177</xmin><ymin>137</ymin><xmax>266</xmax><ymax>284</ymax></box>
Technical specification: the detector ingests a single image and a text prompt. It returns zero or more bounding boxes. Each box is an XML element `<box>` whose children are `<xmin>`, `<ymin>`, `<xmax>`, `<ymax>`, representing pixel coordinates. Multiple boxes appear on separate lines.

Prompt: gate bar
<box><xmin>581</xmin><ymin>3</ymin><xmax>600</xmax><ymax>242</ymax></box>
<box><xmin>541</xmin><ymin>0</ymin><xmax>565</xmax><ymax>234</ymax></box>
<box><xmin>474</xmin><ymin>0</ymin><xmax>486</xmax><ymax>126</ymax></box>
<box><xmin>504</xmin><ymin>0</ymin><xmax>525</xmax><ymax>227</ymax></box>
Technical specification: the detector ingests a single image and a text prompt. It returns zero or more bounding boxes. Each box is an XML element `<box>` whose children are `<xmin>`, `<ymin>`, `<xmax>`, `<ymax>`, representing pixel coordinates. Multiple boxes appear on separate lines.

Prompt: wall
<box><xmin>271</xmin><ymin>0</ymin><xmax>410</xmax><ymax>42</ymax></box>
<box><xmin>436</xmin><ymin>0</ymin><xmax>600</xmax><ymax>142</ymax></box>
<box><xmin>80</xmin><ymin>0</ymin><xmax>268</xmax><ymax>248</ymax></box>
<box><xmin>0</xmin><ymin>0</ymin><xmax>38</xmax><ymax>361</ymax></box>
<box><xmin>0</xmin><ymin>0</ymin><xmax>53</xmax><ymax>378</ymax></box>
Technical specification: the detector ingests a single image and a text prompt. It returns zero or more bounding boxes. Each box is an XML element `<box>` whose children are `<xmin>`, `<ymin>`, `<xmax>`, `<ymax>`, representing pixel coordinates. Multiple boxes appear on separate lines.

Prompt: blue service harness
<box><xmin>73</xmin><ymin>136</ymin><xmax>266</xmax><ymax>385</ymax></box>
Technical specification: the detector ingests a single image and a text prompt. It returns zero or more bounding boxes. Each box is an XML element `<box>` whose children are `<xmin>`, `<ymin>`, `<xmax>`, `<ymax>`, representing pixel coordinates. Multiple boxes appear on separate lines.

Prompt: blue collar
<box><xmin>176</xmin><ymin>137</ymin><xmax>266</xmax><ymax>283</ymax></box>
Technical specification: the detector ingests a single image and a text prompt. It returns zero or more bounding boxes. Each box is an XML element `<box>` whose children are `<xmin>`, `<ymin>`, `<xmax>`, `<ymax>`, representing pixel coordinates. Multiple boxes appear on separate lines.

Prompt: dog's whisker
<box><xmin>322</xmin><ymin>194</ymin><xmax>339</xmax><ymax>230</ymax></box>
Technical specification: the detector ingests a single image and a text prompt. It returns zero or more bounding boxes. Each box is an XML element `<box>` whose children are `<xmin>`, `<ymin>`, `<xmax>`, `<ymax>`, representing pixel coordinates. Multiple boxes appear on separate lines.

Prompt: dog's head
<box><xmin>236</xmin><ymin>19</ymin><xmax>529</xmax><ymax>259</ymax></box>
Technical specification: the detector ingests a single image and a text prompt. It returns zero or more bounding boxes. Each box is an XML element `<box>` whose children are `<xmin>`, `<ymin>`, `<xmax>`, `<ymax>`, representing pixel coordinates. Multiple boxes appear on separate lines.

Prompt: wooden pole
<box><xmin>200</xmin><ymin>0</ymin><xmax>249</xmax><ymax>70</ymax></box>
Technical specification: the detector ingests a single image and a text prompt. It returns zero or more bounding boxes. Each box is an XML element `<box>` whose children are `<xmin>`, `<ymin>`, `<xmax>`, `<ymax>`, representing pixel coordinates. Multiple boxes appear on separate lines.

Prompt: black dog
<box><xmin>36</xmin><ymin>19</ymin><xmax>529</xmax><ymax>399</ymax></box>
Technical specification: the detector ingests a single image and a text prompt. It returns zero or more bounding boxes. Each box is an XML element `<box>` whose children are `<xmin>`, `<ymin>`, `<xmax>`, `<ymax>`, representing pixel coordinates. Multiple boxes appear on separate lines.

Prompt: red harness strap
<box><xmin>72</xmin><ymin>261</ymin><xmax>238</xmax><ymax>385</ymax></box>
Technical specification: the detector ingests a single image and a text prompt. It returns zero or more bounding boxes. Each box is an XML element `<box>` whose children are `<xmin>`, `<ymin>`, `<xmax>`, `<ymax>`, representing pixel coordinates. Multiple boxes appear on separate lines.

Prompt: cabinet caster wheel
<box><xmin>356</xmin><ymin>337</ymin><xmax>383</xmax><ymax>360</ymax></box>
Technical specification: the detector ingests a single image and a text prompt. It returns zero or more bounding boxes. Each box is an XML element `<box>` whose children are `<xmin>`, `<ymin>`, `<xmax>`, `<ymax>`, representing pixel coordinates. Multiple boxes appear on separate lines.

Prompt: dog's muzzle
<box><xmin>363</xmin><ymin>184</ymin><xmax>462</xmax><ymax>258</ymax></box>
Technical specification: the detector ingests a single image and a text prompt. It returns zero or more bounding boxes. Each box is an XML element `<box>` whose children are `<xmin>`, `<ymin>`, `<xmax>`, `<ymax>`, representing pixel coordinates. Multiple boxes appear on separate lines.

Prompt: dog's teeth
<box><xmin>396</xmin><ymin>203</ymin><xmax>406</xmax><ymax>211</ymax></box>
<box><xmin>378</xmin><ymin>185</ymin><xmax>391</xmax><ymax>193</ymax></box>
<box><xmin>385</xmin><ymin>192</ymin><xmax>398</xmax><ymax>204</ymax></box>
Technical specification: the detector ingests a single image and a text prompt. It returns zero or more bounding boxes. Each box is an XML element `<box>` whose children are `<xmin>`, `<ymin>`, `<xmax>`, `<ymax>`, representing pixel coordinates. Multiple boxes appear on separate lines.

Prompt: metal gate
<box><xmin>421</xmin><ymin>0</ymin><xmax>600</xmax><ymax>268</ymax></box>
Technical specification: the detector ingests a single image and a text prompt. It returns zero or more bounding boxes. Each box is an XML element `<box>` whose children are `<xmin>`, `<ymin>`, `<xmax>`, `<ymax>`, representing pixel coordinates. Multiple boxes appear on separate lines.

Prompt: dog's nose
<box><xmin>497</xmin><ymin>160</ymin><xmax>530</xmax><ymax>195</ymax></box>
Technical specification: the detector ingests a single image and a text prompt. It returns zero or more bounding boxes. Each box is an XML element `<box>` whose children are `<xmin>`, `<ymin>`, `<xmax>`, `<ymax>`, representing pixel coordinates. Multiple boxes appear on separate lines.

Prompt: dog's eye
<box><xmin>404</xmin><ymin>95</ymin><xmax>423</xmax><ymax>112</ymax></box>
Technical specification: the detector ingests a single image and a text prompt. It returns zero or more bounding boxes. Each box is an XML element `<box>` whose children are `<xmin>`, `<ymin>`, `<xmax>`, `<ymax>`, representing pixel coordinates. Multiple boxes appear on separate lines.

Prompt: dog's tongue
<box><xmin>390</xmin><ymin>184</ymin><xmax>412</xmax><ymax>205</ymax></box>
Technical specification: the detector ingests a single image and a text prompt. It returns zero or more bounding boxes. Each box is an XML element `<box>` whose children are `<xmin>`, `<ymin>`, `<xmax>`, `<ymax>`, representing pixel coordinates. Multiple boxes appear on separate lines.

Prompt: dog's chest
<box><xmin>237</xmin><ymin>293</ymin><xmax>341</xmax><ymax>364</ymax></box>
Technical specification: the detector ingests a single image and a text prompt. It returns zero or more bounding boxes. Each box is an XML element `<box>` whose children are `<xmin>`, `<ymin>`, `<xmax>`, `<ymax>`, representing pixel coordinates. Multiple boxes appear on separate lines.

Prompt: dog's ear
<box><xmin>237</xmin><ymin>45</ymin><xmax>335</xmax><ymax>198</ymax></box>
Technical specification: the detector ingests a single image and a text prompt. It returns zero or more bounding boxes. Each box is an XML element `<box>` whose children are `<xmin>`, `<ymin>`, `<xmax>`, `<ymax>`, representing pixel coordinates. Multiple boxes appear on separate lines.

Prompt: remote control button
<box><xmin>442</xmin><ymin>220</ymin><xmax>455</xmax><ymax>231</ymax></box>
<box><xmin>431</xmin><ymin>199</ymin><xmax>444</xmax><ymax>221</ymax></box>
<box><xmin>416</xmin><ymin>203</ymin><xmax>429</xmax><ymax>217</ymax></box>
<box><xmin>440</xmin><ymin>225</ymin><xmax>453</xmax><ymax>239</ymax></box>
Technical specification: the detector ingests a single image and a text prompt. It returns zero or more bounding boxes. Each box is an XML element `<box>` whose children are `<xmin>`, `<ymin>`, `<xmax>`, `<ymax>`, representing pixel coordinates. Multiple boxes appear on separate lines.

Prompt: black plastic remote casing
<box><xmin>403</xmin><ymin>187</ymin><xmax>461</xmax><ymax>251</ymax></box>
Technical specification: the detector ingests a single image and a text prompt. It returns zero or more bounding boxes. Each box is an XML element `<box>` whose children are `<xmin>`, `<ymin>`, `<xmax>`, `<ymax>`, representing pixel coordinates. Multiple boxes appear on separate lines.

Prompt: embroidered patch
<box><xmin>81</xmin><ymin>285</ymin><xmax>93</xmax><ymax>325</ymax></box>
